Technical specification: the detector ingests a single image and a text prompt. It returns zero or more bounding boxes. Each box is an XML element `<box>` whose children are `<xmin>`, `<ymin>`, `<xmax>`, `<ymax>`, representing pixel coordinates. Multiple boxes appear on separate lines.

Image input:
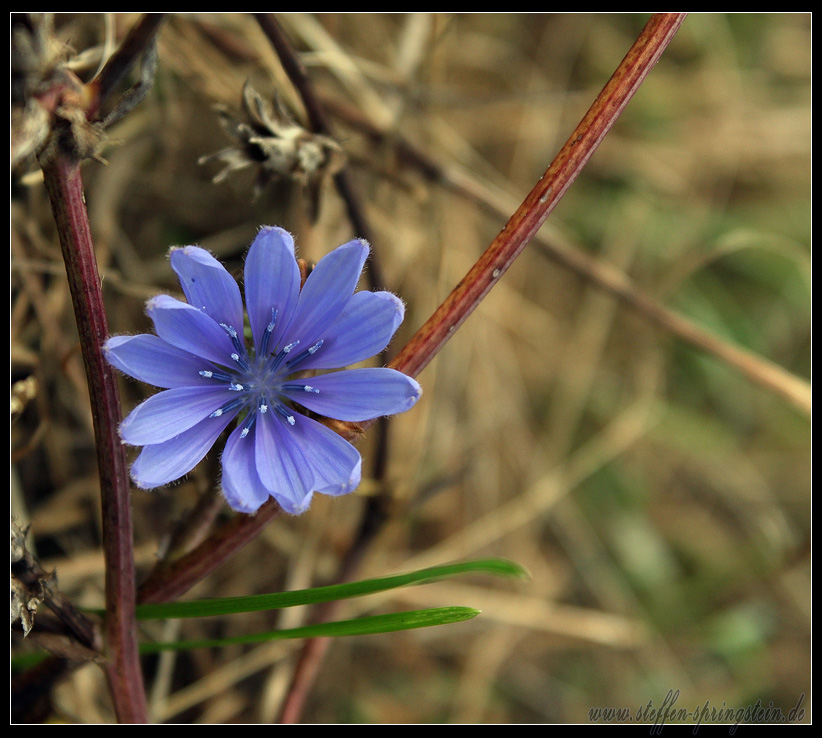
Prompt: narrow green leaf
<box><xmin>139</xmin><ymin>607</ymin><xmax>480</xmax><ymax>654</ymax></box>
<box><xmin>134</xmin><ymin>558</ymin><xmax>526</xmax><ymax>621</ymax></box>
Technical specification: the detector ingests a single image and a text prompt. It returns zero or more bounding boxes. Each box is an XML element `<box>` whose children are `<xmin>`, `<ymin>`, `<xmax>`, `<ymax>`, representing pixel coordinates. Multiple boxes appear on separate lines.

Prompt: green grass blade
<box><xmin>139</xmin><ymin>607</ymin><xmax>480</xmax><ymax>654</ymax></box>
<box><xmin>134</xmin><ymin>558</ymin><xmax>526</xmax><ymax>621</ymax></box>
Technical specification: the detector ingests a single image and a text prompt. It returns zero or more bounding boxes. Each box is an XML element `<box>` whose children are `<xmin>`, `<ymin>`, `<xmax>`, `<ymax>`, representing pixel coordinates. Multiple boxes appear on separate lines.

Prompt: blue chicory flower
<box><xmin>104</xmin><ymin>226</ymin><xmax>421</xmax><ymax>514</ymax></box>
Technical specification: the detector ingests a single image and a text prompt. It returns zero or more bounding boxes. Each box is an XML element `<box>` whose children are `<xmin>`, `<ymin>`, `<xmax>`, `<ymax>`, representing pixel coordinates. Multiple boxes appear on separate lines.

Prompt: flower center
<box><xmin>200</xmin><ymin>312</ymin><xmax>323</xmax><ymax>437</ymax></box>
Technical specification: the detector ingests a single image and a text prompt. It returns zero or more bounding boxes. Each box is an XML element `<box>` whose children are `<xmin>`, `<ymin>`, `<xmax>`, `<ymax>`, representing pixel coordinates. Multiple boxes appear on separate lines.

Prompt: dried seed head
<box><xmin>199</xmin><ymin>82</ymin><xmax>346</xmax><ymax>220</ymax></box>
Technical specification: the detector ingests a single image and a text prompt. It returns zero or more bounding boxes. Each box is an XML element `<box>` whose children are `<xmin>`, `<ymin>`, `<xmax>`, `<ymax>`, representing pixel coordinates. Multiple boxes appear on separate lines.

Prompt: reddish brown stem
<box><xmin>40</xmin><ymin>155</ymin><xmax>148</xmax><ymax>723</ymax></box>
<box><xmin>391</xmin><ymin>13</ymin><xmax>688</xmax><ymax>380</ymax></box>
<box><xmin>137</xmin><ymin>499</ymin><xmax>283</xmax><ymax>604</ymax></box>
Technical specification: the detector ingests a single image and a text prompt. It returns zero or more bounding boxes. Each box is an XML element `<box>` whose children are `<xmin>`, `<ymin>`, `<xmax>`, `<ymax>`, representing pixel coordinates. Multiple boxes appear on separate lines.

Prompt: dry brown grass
<box><xmin>12</xmin><ymin>13</ymin><xmax>810</xmax><ymax>724</ymax></box>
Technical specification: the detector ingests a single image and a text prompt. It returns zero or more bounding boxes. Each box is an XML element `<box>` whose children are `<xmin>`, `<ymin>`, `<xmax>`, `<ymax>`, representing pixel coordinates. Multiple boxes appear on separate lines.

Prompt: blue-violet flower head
<box><xmin>104</xmin><ymin>226</ymin><xmax>421</xmax><ymax>514</ymax></box>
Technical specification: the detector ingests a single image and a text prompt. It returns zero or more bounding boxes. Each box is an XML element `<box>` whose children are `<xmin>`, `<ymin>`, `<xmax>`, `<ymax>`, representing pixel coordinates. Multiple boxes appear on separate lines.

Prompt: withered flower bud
<box><xmin>11</xmin><ymin>14</ymin><xmax>106</xmax><ymax>168</ymax></box>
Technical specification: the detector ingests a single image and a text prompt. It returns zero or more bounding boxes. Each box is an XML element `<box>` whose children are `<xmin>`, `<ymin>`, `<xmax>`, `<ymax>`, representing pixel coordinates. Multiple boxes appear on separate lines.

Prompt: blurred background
<box><xmin>11</xmin><ymin>13</ymin><xmax>811</xmax><ymax>724</ymax></box>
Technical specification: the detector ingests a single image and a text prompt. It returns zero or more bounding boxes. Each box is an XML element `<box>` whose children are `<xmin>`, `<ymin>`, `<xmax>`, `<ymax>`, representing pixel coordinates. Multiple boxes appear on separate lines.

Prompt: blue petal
<box><xmin>288</xmin><ymin>415</ymin><xmax>362</xmax><ymax>497</ymax></box>
<box><xmin>105</xmin><ymin>334</ymin><xmax>217</xmax><ymax>389</ymax></box>
<box><xmin>254</xmin><ymin>410</ymin><xmax>315</xmax><ymax>514</ymax></box>
<box><xmin>296</xmin><ymin>291</ymin><xmax>405</xmax><ymax>372</ymax></box>
<box><xmin>244</xmin><ymin>227</ymin><xmax>300</xmax><ymax>356</ymax></box>
<box><xmin>283</xmin><ymin>239</ymin><xmax>370</xmax><ymax>351</ymax></box>
<box><xmin>130</xmin><ymin>412</ymin><xmax>235</xmax><ymax>488</ymax></box>
<box><xmin>221</xmin><ymin>426</ymin><xmax>272</xmax><ymax>513</ymax></box>
<box><xmin>120</xmin><ymin>386</ymin><xmax>237</xmax><ymax>445</ymax></box>
<box><xmin>147</xmin><ymin>295</ymin><xmax>235</xmax><ymax>366</ymax></box>
<box><xmin>281</xmin><ymin>368</ymin><xmax>421</xmax><ymax>421</ymax></box>
<box><xmin>170</xmin><ymin>246</ymin><xmax>244</xmax><ymax>332</ymax></box>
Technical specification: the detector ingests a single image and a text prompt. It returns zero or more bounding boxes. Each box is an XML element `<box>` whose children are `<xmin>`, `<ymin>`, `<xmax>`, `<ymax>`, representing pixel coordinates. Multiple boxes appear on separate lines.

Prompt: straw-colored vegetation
<box><xmin>11</xmin><ymin>13</ymin><xmax>810</xmax><ymax>724</ymax></box>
